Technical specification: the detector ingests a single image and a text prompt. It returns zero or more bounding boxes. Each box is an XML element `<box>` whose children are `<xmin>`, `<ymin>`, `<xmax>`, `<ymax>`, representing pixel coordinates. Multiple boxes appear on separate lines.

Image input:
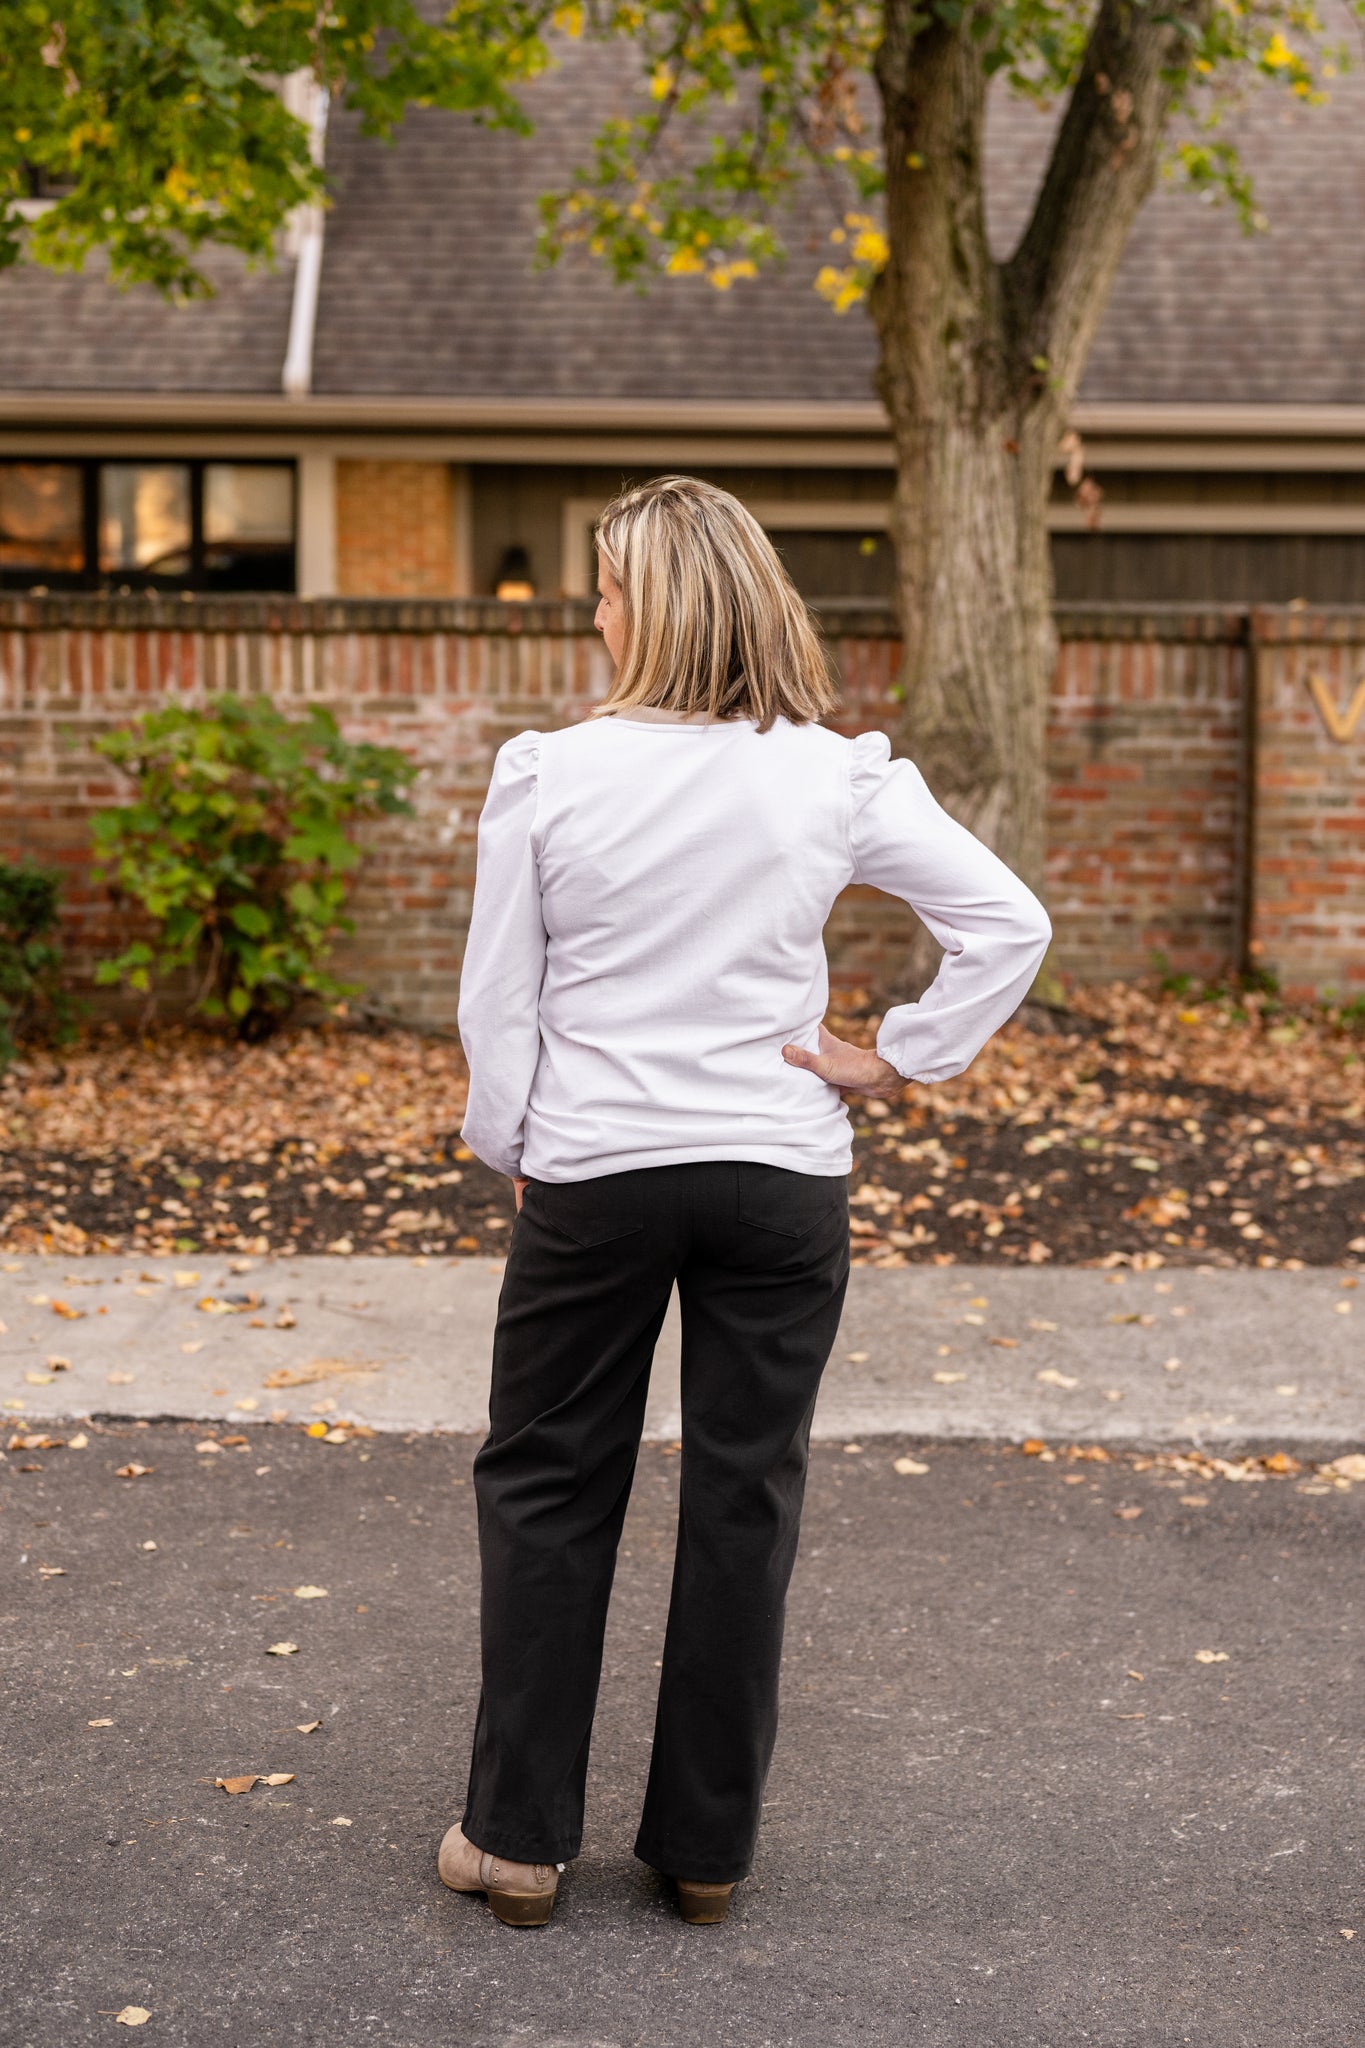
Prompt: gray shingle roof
<box><xmin>0</xmin><ymin>245</ymin><xmax>295</xmax><ymax>395</ymax></box>
<box><xmin>1</xmin><ymin>44</ymin><xmax>1362</xmax><ymax>407</ymax></box>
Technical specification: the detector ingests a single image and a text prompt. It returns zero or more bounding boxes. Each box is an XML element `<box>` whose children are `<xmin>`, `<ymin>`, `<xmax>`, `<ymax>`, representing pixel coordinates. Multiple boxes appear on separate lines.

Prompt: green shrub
<box><xmin>91</xmin><ymin>695</ymin><xmax>417</xmax><ymax>1037</ymax></box>
<box><xmin>0</xmin><ymin>860</ymin><xmax>74</xmax><ymax>1070</ymax></box>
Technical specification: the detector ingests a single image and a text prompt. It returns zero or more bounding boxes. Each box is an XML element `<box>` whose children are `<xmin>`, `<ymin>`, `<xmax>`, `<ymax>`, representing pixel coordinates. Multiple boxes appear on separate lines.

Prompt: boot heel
<box><xmin>675</xmin><ymin>1880</ymin><xmax>734</xmax><ymax>1925</ymax></box>
<box><xmin>488</xmin><ymin>1887</ymin><xmax>557</xmax><ymax>1928</ymax></box>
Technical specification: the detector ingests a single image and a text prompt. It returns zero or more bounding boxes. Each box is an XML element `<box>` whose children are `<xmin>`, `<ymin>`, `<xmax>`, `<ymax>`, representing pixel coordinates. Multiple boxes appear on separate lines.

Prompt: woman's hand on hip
<box><xmin>781</xmin><ymin>1023</ymin><xmax>905</xmax><ymax>1102</ymax></box>
<box><xmin>513</xmin><ymin>1176</ymin><xmax>529</xmax><ymax>1212</ymax></box>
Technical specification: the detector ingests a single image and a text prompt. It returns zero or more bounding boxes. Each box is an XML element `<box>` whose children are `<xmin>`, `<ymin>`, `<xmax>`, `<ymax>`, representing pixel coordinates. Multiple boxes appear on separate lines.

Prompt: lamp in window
<box><xmin>494</xmin><ymin>545</ymin><xmax>535</xmax><ymax>601</ymax></box>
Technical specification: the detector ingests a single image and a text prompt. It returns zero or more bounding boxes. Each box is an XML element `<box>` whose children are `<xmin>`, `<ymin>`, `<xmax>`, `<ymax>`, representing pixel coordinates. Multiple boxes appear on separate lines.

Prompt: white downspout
<box><xmin>282</xmin><ymin>76</ymin><xmax>329</xmax><ymax>399</ymax></box>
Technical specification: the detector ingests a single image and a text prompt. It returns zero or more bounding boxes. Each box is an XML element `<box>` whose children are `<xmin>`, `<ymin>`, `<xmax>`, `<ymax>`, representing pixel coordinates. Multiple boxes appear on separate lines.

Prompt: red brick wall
<box><xmin>1250</xmin><ymin>611</ymin><xmax>1365</xmax><ymax>1000</ymax></box>
<box><xmin>1045</xmin><ymin>609</ymin><xmax>1249</xmax><ymax>985</ymax></box>
<box><xmin>1</xmin><ymin>595</ymin><xmax>1359</xmax><ymax>1021</ymax></box>
<box><xmin>336</xmin><ymin>461</ymin><xmax>455</xmax><ymax>598</ymax></box>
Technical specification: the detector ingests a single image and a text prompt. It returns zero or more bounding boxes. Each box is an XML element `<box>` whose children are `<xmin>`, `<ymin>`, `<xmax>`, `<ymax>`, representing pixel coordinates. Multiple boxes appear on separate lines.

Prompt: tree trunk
<box><xmin>869</xmin><ymin>0</ymin><xmax>1210</xmax><ymax>982</ymax></box>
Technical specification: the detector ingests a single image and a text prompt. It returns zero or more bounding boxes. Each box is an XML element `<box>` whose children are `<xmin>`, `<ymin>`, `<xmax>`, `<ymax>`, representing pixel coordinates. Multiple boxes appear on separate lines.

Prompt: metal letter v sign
<box><xmin>1306</xmin><ymin>671</ymin><xmax>1365</xmax><ymax>743</ymax></box>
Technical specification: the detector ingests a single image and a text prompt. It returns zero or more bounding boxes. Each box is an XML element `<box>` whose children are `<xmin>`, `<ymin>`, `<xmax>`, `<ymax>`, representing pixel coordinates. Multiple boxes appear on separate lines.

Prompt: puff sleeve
<box><xmin>457</xmin><ymin>732</ymin><xmax>546</xmax><ymax>1177</ymax></box>
<box><xmin>848</xmin><ymin>731</ymin><xmax>1052</xmax><ymax>1084</ymax></box>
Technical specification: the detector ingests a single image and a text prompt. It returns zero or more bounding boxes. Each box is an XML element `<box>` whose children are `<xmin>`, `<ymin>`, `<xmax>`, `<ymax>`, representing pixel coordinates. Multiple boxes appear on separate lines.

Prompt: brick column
<box><xmin>1250</xmin><ymin>610</ymin><xmax>1365</xmax><ymax>1001</ymax></box>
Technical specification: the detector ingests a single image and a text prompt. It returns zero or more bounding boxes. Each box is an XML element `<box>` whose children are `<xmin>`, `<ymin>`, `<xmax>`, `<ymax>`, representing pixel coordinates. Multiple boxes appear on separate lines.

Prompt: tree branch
<box><xmin>1004</xmin><ymin>0</ymin><xmax>1213</xmax><ymax>403</ymax></box>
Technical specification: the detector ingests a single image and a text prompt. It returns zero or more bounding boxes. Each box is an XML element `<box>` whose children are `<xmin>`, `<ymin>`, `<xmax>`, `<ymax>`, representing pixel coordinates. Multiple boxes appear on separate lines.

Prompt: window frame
<box><xmin>0</xmin><ymin>456</ymin><xmax>298</xmax><ymax>593</ymax></box>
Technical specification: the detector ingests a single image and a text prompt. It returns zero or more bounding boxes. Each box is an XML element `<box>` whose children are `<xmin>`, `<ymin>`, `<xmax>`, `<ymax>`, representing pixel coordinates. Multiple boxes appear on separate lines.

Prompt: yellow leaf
<box><xmin>1194</xmin><ymin>1649</ymin><xmax>1230</xmax><ymax>1663</ymax></box>
<box><xmin>296</xmin><ymin>1719</ymin><xmax>322</xmax><ymax>1734</ymax></box>
<box><xmin>893</xmin><ymin>1456</ymin><xmax>929</xmax><ymax>1475</ymax></box>
<box><xmin>115</xmin><ymin>2008</ymin><xmax>152</xmax><ymax>2027</ymax></box>
<box><xmin>293</xmin><ymin>1585</ymin><xmax>328</xmax><ymax>1600</ymax></box>
<box><xmin>265</xmin><ymin>1641</ymin><xmax>299</xmax><ymax>1656</ymax></box>
<box><xmin>88</xmin><ymin>1718</ymin><xmax>114</xmax><ymax>1727</ymax></box>
<box><xmin>263</xmin><ymin>1772</ymin><xmax>295</xmax><ymax>1786</ymax></box>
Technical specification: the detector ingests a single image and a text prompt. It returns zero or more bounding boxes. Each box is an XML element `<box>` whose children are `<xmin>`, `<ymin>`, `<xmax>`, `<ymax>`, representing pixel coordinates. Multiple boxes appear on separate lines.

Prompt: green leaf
<box><xmin>229</xmin><ymin>901</ymin><xmax>271</xmax><ymax>937</ymax></box>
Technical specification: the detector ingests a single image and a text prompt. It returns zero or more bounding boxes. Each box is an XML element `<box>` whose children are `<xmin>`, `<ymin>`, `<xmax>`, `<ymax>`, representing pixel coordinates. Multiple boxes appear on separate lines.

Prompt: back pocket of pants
<box><xmin>735</xmin><ymin>1162</ymin><xmax>847</xmax><ymax>1238</ymax></box>
<box><xmin>525</xmin><ymin>1179</ymin><xmax>645</xmax><ymax>1248</ymax></box>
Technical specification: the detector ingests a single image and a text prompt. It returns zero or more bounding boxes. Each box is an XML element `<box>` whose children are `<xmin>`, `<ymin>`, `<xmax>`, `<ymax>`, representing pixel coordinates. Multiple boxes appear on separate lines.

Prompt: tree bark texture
<box><xmin>870</xmin><ymin>0</ymin><xmax>1212</xmax><ymax>973</ymax></box>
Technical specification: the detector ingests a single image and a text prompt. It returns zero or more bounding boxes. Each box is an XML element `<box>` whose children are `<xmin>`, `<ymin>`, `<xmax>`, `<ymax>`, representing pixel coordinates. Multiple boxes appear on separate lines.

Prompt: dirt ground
<box><xmin>2</xmin><ymin>981</ymin><xmax>1362</xmax><ymax>1269</ymax></box>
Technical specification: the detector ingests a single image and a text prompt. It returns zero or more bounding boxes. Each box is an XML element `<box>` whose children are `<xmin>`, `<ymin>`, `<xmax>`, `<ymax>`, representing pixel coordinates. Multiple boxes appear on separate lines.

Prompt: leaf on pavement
<box><xmin>1194</xmin><ymin>1649</ymin><xmax>1230</xmax><ymax>1663</ymax></box>
<box><xmin>216</xmin><ymin>1775</ymin><xmax>259</xmax><ymax>1795</ymax></box>
<box><xmin>293</xmin><ymin>1585</ymin><xmax>328</xmax><ymax>1600</ymax></box>
<box><xmin>265</xmin><ymin>1641</ymin><xmax>299</xmax><ymax>1656</ymax></box>
<box><xmin>893</xmin><ymin>1456</ymin><xmax>929</xmax><ymax>1475</ymax></box>
<box><xmin>1036</xmin><ymin>1369</ymin><xmax>1078</xmax><ymax>1389</ymax></box>
<box><xmin>296</xmin><ymin>1720</ymin><xmax>322</xmax><ymax>1733</ymax></box>
<box><xmin>114</xmin><ymin>2008</ymin><xmax>152</xmax><ymax>2027</ymax></box>
<box><xmin>115</xmin><ymin>1464</ymin><xmax>154</xmax><ymax>1479</ymax></box>
<box><xmin>263</xmin><ymin>1773</ymin><xmax>295</xmax><ymax>1786</ymax></box>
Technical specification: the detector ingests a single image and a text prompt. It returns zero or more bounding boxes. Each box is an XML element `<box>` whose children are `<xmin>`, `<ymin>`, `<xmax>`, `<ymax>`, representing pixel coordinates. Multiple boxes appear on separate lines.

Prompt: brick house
<box><xmin>1</xmin><ymin>57</ymin><xmax>1361</xmax><ymax>1013</ymax></box>
<box><xmin>4</xmin><ymin>49</ymin><xmax>1365</xmax><ymax>605</ymax></box>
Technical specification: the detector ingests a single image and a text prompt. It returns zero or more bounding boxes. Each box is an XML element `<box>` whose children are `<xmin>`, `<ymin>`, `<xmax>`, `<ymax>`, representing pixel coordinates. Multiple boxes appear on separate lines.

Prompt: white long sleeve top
<box><xmin>457</xmin><ymin>714</ymin><xmax>1051</xmax><ymax>1182</ymax></box>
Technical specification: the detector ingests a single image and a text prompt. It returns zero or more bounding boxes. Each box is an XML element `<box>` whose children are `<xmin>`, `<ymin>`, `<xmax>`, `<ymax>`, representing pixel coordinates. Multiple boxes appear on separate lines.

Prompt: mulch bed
<box><xmin>2</xmin><ymin>982</ymin><xmax>1362</xmax><ymax>1269</ymax></box>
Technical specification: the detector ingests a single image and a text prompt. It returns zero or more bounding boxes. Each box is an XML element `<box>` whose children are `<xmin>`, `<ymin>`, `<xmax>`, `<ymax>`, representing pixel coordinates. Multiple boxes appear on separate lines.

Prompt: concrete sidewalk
<box><xmin>2</xmin><ymin>1254</ymin><xmax>1361</xmax><ymax>1447</ymax></box>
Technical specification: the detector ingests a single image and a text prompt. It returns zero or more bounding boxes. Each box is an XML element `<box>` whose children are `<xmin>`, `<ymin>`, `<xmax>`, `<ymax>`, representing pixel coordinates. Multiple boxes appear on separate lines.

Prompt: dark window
<box><xmin>202</xmin><ymin>463</ymin><xmax>295</xmax><ymax>592</ymax></box>
<box><xmin>0</xmin><ymin>463</ymin><xmax>86</xmax><ymax>581</ymax></box>
<box><xmin>0</xmin><ymin>459</ymin><xmax>295</xmax><ymax>592</ymax></box>
<box><xmin>99</xmin><ymin>462</ymin><xmax>193</xmax><ymax>581</ymax></box>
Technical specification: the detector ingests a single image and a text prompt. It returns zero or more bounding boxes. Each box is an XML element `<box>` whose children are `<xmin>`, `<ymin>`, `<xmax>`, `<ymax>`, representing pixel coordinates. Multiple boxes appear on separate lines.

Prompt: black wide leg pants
<box><xmin>461</xmin><ymin>1159</ymin><xmax>850</xmax><ymax>1883</ymax></box>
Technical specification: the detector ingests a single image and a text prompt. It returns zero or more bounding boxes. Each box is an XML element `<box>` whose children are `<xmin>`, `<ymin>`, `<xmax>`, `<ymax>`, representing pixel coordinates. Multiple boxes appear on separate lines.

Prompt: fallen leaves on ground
<box><xmin>216</xmin><ymin>1772</ymin><xmax>295</xmax><ymax>1793</ymax></box>
<box><xmin>114</xmin><ymin>2008</ymin><xmax>151</xmax><ymax>2028</ymax></box>
<box><xmin>262</xmin><ymin>1360</ymin><xmax>379</xmax><ymax>1391</ymax></box>
<box><xmin>265</xmin><ymin>1641</ymin><xmax>299</xmax><ymax>1657</ymax></box>
<box><xmin>114</xmin><ymin>1464</ymin><xmax>153</xmax><ymax>1480</ymax></box>
<box><xmin>1</xmin><ymin>980</ymin><xmax>1361</xmax><ymax>1264</ymax></box>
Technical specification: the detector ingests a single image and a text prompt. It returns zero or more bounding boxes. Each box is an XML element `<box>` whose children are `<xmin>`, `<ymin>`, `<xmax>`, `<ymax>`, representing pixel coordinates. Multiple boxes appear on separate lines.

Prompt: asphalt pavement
<box><xmin>4</xmin><ymin>1423</ymin><xmax>1362</xmax><ymax>2047</ymax></box>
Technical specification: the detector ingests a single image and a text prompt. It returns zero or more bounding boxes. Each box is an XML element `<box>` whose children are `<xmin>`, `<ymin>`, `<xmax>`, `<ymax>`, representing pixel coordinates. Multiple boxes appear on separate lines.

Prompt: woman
<box><xmin>440</xmin><ymin>475</ymin><xmax>1050</xmax><ymax>1928</ymax></box>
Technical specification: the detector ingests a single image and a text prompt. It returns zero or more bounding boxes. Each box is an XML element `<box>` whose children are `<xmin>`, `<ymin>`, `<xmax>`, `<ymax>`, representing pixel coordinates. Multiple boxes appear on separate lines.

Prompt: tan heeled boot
<box><xmin>438</xmin><ymin>1822</ymin><xmax>561</xmax><ymax>1927</ymax></box>
<box><xmin>674</xmin><ymin>1878</ymin><xmax>736</xmax><ymax>1925</ymax></box>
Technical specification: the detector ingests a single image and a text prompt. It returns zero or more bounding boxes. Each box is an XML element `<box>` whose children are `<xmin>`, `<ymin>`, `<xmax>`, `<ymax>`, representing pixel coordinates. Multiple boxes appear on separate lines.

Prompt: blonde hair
<box><xmin>592</xmin><ymin>475</ymin><xmax>839</xmax><ymax>731</ymax></box>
